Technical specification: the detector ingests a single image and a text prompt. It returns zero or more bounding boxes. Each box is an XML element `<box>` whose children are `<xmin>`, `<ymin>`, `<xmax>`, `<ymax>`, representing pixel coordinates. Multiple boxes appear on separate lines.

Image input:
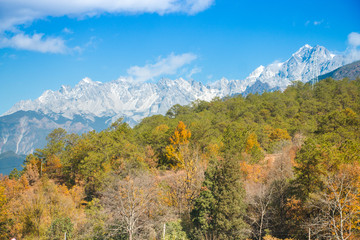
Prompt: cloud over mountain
<box><xmin>348</xmin><ymin>32</ymin><xmax>360</xmax><ymax>48</ymax></box>
<box><xmin>127</xmin><ymin>53</ymin><xmax>197</xmax><ymax>82</ymax></box>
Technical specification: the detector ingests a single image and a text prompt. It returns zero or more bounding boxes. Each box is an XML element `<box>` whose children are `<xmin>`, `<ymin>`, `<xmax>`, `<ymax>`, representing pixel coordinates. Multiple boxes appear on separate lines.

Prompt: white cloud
<box><xmin>268</xmin><ymin>60</ymin><xmax>283</xmax><ymax>72</ymax></box>
<box><xmin>187</xmin><ymin>66</ymin><xmax>202</xmax><ymax>78</ymax></box>
<box><xmin>0</xmin><ymin>0</ymin><xmax>213</xmax><ymax>53</ymax></box>
<box><xmin>348</xmin><ymin>32</ymin><xmax>360</xmax><ymax>48</ymax></box>
<box><xmin>185</xmin><ymin>0</ymin><xmax>214</xmax><ymax>14</ymax></box>
<box><xmin>0</xmin><ymin>0</ymin><xmax>214</xmax><ymax>31</ymax></box>
<box><xmin>0</xmin><ymin>32</ymin><xmax>68</xmax><ymax>53</ymax></box>
<box><xmin>127</xmin><ymin>53</ymin><xmax>197</xmax><ymax>82</ymax></box>
<box><xmin>340</xmin><ymin>32</ymin><xmax>360</xmax><ymax>63</ymax></box>
<box><xmin>62</xmin><ymin>28</ymin><xmax>73</xmax><ymax>34</ymax></box>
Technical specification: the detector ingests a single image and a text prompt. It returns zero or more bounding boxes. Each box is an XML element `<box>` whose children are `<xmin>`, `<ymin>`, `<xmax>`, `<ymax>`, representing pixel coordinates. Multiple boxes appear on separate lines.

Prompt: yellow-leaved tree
<box><xmin>0</xmin><ymin>183</ymin><xmax>8</xmax><ymax>238</ymax></box>
<box><xmin>312</xmin><ymin>163</ymin><xmax>360</xmax><ymax>239</ymax></box>
<box><xmin>165</xmin><ymin>121</ymin><xmax>202</xmax><ymax>215</ymax></box>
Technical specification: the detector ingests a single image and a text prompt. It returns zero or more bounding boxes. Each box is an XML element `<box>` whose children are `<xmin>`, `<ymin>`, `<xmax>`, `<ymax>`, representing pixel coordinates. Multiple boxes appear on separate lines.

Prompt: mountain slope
<box><xmin>0</xmin><ymin>111</ymin><xmax>110</xmax><ymax>154</ymax></box>
<box><xmin>1</xmin><ymin>44</ymin><xmax>359</xmax><ymax>155</ymax></box>
<box><xmin>0</xmin><ymin>151</ymin><xmax>26</xmax><ymax>176</ymax></box>
<box><xmin>318</xmin><ymin>60</ymin><xmax>360</xmax><ymax>81</ymax></box>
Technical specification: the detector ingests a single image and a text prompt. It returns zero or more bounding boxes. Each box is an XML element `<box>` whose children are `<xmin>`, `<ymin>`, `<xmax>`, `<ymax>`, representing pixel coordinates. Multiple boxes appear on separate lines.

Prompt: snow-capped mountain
<box><xmin>1</xmin><ymin>44</ymin><xmax>358</xmax><ymax>155</ymax></box>
<box><xmin>4</xmin><ymin>77</ymin><xmax>219</xmax><ymax>126</ymax></box>
<box><xmin>209</xmin><ymin>44</ymin><xmax>350</xmax><ymax>95</ymax></box>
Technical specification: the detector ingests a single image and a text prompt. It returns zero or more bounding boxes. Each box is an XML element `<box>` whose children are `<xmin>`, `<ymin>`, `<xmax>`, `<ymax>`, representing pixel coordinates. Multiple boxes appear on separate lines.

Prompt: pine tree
<box><xmin>191</xmin><ymin>157</ymin><xmax>248</xmax><ymax>239</ymax></box>
<box><xmin>293</xmin><ymin>139</ymin><xmax>325</xmax><ymax>199</ymax></box>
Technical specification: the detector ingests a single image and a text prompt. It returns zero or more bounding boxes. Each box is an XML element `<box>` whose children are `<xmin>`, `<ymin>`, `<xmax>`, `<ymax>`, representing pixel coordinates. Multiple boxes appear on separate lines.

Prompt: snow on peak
<box><xmin>3</xmin><ymin>44</ymin><xmax>357</xmax><ymax>125</ymax></box>
<box><xmin>78</xmin><ymin>77</ymin><xmax>101</xmax><ymax>86</ymax></box>
<box><xmin>293</xmin><ymin>44</ymin><xmax>313</xmax><ymax>57</ymax></box>
<box><xmin>248</xmin><ymin>65</ymin><xmax>265</xmax><ymax>78</ymax></box>
<box><xmin>242</xmin><ymin>44</ymin><xmax>349</xmax><ymax>89</ymax></box>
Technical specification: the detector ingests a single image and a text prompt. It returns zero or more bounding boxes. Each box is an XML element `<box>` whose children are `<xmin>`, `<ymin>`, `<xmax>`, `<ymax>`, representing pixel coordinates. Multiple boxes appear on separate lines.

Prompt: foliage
<box><xmin>191</xmin><ymin>158</ymin><xmax>249</xmax><ymax>239</ymax></box>
<box><xmin>47</xmin><ymin>216</ymin><xmax>73</xmax><ymax>240</ymax></box>
<box><xmin>164</xmin><ymin>220</ymin><xmax>189</xmax><ymax>240</ymax></box>
<box><xmin>1</xmin><ymin>78</ymin><xmax>360</xmax><ymax>239</ymax></box>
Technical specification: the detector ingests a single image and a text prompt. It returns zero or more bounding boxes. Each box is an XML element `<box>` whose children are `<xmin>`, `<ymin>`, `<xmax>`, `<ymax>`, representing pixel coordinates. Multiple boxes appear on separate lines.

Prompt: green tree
<box><xmin>43</xmin><ymin>128</ymin><xmax>68</xmax><ymax>157</ymax></box>
<box><xmin>47</xmin><ymin>217</ymin><xmax>73</xmax><ymax>240</ymax></box>
<box><xmin>293</xmin><ymin>139</ymin><xmax>325</xmax><ymax>199</ymax></box>
<box><xmin>191</xmin><ymin>157</ymin><xmax>248</xmax><ymax>239</ymax></box>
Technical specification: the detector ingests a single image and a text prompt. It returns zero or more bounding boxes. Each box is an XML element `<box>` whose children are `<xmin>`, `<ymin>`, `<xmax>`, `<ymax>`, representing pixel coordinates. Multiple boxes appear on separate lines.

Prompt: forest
<box><xmin>0</xmin><ymin>78</ymin><xmax>359</xmax><ymax>240</ymax></box>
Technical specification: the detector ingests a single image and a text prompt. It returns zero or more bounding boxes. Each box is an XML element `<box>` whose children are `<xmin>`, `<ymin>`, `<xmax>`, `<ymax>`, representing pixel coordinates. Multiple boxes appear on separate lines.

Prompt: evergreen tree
<box><xmin>191</xmin><ymin>158</ymin><xmax>248</xmax><ymax>239</ymax></box>
<box><xmin>293</xmin><ymin>139</ymin><xmax>325</xmax><ymax>199</ymax></box>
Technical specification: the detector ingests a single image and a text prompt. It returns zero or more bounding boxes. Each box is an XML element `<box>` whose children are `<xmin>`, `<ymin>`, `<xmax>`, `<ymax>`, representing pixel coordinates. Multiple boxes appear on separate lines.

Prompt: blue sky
<box><xmin>0</xmin><ymin>0</ymin><xmax>359</xmax><ymax>115</ymax></box>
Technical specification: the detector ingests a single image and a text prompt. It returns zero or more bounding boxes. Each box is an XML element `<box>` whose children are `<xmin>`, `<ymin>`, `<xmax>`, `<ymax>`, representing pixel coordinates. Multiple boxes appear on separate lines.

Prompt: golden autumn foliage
<box><xmin>268</xmin><ymin>128</ymin><xmax>291</xmax><ymax>142</ymax></box>
<box><xmin>320</xmin><ymin>163</ymin><xmax>360</xmax><ymax>239</ymax></box>
<box><xmin>164</xmin><ymin>122</ymin><xmax>203</xmax><ymax>215</ymax></box>
<box><xmin>2</xmin><ymin>178</ymin><xmax>85</xmax><ymax>239</ymax></box>
<box><xmin>169</xmin><ymin>121</ymin><xmax>191</xmax><ymax>145</ymax></box>
<box><xmin>166</xmin><ymin>121</ymin><xmax>192</xmax><ymax>169</ymax></box>
<box><xmin>241</xmin><ymin>162</ymin><xmax>268</xmax><ymax>183</ymax></box>
<box><xmin>245</xmin><ymin>132</ymin><xmax>261</xmax><ymax>154</ymax></box>
<box><xmin>0</xmin><ymin>184</ymin><xmax>7</xmax><ymax>224</ymax></box>
<box><xmin>43</xmin><ymin>154</ymin><xmax>63</xmax><ymax>181</ymax></box>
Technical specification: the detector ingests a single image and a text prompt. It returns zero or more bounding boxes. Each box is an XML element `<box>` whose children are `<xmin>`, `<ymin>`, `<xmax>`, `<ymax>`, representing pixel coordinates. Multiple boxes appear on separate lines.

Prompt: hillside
<box><xmin>0</xmin><ymin>151</ymin><xmax>25</xmax><ymax>175</ymax></box>
<box><xmin>1</xmin><ymin>44</ymin><xmax>358</xmax><ymax>155</ymax></box>
<box><xmin>0</xmin><ymin>78</ymin><xmax>359</xmax><ymax>239</ymax></box>
<box><xmin>318</xmin><ymin>60</ymin><xmax>360</xmax><ymax>80</ymax></box>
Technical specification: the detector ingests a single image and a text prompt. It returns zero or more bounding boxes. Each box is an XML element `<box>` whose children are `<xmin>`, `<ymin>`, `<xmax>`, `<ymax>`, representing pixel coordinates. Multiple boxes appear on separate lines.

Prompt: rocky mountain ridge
<box><xmin>1</xmin><ymin>44</ymin><xmax>358</xmax><ymax>155</ymax></box>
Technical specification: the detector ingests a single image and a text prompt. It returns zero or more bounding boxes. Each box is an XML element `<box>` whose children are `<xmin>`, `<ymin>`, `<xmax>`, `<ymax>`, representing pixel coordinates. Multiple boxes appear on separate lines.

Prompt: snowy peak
<box><xmin>4</xmin><ymin>44</ymin><xmax>357</xmax><ymax>123</ymax></box>
<box><xmin>293</xmin><ymin>44</ymin><xmax>313</xmax><ymax>57</ymax></box>
<box><xmin>78</xmin><ymin>77</ymin><xmax>101</xmax><ymax>86</ymax></box>
<box><xmin>2</xmin><ymin>43</ymin><xmax>360</xmax><ymax>155</ymax></box>
<box><xmin>4</xmin><ymin>76</ymin><xmax>220</xmax><ymax>124</ymax></box>
<box><xmin>248</xmin><ymin>65</ymin><xmax>265</xmax><ymax>79</ymax></box>
<box><xmin>245</xmin><ymin>44</ymin><xmax>357</xmax><ymax>89</ymax></box>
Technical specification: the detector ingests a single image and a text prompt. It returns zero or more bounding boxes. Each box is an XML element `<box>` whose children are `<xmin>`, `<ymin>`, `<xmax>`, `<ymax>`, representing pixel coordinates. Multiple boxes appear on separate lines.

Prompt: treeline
<box><xmin>0</xmin><ymin>78</ymin><xmax>360</xmax><ymax>240</ymax></box>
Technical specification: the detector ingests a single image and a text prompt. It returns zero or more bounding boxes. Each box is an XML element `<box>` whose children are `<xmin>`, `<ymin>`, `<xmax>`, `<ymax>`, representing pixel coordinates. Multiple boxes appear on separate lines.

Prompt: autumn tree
<box><xmin>0</xmin><ymin>183</ymin><xmax>8</xmax><ymax>239</ymax></box>
<box><xmin>309</xmin><ymin>164</ymin><xmax>360</xmax><ymax>240</ymax></box>
<box><xmin>165</xmin><ymin>121</ymin><xmax>192</xmax><ymax>168</ymax></box>
<box><xmin>246</xmin><ymin>182</ymin><xmax>274</xmax><ymax>240</ymax></box>
<box><xmin>101</xmin><ymin>174</ymin><xmax>160</xmax><ymax>240</ymax></box>
<box><xmin>267</xmin><ymin>144</ymin><xmax>294</xmax><ymax>239</ymax></box>
<box><xmin>3</xmin><ymin>177</ymin><xmax>84</xmax><ymax>239</ymax></box>
<box><xmin>165</xmin><ymin>121</ymin><xmax>202</xmax><ymax>215</ymax></box>
<box><xmin>245</xmin><ymin>132</ymin><xmax>264</xmax><ymax>163</ymax></box>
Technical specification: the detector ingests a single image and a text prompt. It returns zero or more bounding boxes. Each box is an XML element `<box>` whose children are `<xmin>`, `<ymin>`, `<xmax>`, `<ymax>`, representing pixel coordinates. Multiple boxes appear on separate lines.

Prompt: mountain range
<box><xmin>0</xmin><ymin>44</ymin><xmax>359</xmax><ymax>157</ymax></box>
